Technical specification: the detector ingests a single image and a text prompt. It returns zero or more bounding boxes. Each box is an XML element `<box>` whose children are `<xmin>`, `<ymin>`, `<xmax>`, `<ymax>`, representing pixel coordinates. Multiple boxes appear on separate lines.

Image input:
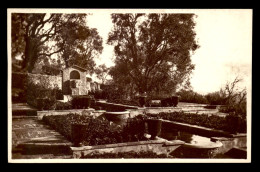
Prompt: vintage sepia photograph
<box><xmin>8</xmin><ymin>9</ymin><xmax>252</xmax><ymax>163</ymax></box>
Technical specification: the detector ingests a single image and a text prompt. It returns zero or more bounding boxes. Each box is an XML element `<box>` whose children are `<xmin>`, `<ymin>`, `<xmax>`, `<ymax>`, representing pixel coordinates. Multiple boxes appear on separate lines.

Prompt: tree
<box><xmin>94</xmin><ymin>64</ymin><xmax>110</xmax><ymax>84</ymax></box>
<box><xmin>107</xmin><ymin>13</ymin><xmax>199</xmax><ymax>98</ymax></box>
<box><xmin>11</xmin><ymin>13</ymin><xmax>103</xmax><ymax>73</ymax></box>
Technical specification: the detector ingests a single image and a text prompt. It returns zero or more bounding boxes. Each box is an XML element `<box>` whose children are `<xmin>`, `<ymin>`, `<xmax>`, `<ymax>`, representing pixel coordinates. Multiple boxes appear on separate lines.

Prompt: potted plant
<box><xmin>146</xmin><ymin>119</ymin><xmax>162</xmax><ymax>139</ymax></box>
<box><xmin>139</xmin><ymin>92</ymin><xmax>147</xmax><ymax>107</ymax></box>
<box><xmin>83</xmin><ymin>95</ymin><xmax>92</xmax><ymax>109</ymax></box>
<box><xmin>171</xmin><ymin>96</ymin><xmax>180</xmax><ymax>107</ymax></box>
<box><xmin>71</xmin><ymin>123</ymin><xmax>87</xmax><ymax>147</ymax></box>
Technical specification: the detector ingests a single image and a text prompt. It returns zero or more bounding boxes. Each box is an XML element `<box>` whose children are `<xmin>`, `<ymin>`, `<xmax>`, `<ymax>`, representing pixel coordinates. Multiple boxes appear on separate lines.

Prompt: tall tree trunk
<box><xmin>23</xmin><ymin>37</ymin><xmax>38</xmax><ymax>73</ymax></box>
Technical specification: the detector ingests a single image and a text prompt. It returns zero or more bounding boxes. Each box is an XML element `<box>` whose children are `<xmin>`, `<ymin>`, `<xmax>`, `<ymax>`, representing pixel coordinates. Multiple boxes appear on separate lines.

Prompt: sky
<box><xmin>87</xmin><ymin>9</ymin><xmax>252</xmax><ymax>95</ymax></box>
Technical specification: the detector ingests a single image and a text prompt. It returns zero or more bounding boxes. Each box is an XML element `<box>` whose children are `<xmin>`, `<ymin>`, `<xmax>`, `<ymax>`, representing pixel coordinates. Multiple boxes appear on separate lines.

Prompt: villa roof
<box><xmin>68</xmin><ymin>65</ymin><xmax>87</xmax><ymax>72</ymax></box>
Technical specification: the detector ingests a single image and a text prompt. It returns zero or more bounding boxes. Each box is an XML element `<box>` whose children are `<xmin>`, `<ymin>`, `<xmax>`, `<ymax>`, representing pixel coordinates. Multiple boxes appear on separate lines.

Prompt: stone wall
<box><xmin>12</xmin><ymin>72</ymin><xmax>62</xmax><ymax>90</ymax></box>
<box><xmin>37</xmin><ymin>108</ymin><xmax>96</xmax><ymax>120</ymax></box>
<box><xmin>71</xmin><ymin>139</ymin><xmax>184</xmax><ymax>158</ymax></box>
<box><xmin>28</xmin><ymin>73</ymin><xmax>62</xmax><ymax>89</ymax></box>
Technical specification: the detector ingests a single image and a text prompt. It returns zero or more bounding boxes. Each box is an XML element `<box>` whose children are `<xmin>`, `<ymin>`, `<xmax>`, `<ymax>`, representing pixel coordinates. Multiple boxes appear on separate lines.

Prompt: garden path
<box><xmin>12</xmin><ymin>116</ymin><xmax>73</xmax><ymax>159</ymax></box>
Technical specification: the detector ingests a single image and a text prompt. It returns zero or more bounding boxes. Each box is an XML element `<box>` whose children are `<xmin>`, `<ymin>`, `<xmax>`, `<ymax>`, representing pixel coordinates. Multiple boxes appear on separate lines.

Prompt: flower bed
<box><xmin>146</xmin><ymin>112</ymin><xmax>246</xmax><ymax>134</ymax></box>
<box><xmin>42</xmin><ymin>114</ymin><xmax>149</xmax><ymax>146</ymax></box>
<box><xmin>80</xmin><ymin>150</ymin><xmax>170</xmax><ymax>158</ymax></box>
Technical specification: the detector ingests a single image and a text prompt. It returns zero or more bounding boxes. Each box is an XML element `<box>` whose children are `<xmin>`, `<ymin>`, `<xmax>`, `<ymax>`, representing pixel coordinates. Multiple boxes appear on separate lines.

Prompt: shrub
<box><xmin>26</xmin><ymin>81</ymin><xmax>58</xmax><ymax>108</ymax></box>
<box><xmin>55</xmin><ymin>89</ymin><xmax>64</xmax><ymax>100</ymax></box>
<box><xmin>55</xmin><ymin>101</ymin><xmax>72</xmax><ymax>110</ymax></box>
<box><xmin>71</xmin><ymin>95</ymin><xmax>92</xmax><ymax>109</ymax></box>
<box><xmin>176</xmin><ymin>89</ymin><xmax>208</xmax><ymax>104</ymax></box>
<box><xmin>12</xmin><ymin>88</ymin><xmax>27</xmax><ymax>103</ymax></box>
<box><xmin>42</xmin><ymin>114</ymin><xmax>149</xmax><ymax>146</ymax></box>
<box><xmin>205</xmin><ymin>91</ymin><xmax>226</xmax><ymax>105</ymax></box>
<box><xmin>146</xmin><ymin>112</ymin><xmax>246</xmax><ymax>134</ymax></box>
<box><xmin>88</xmin><ymin>90</ymin><xmax>106</xmax><ymax>100</ymax></box>
<box><xmin>12</xmin><ymin>72</ymin><xmax>27</xmax><ymax>89</ymax></box>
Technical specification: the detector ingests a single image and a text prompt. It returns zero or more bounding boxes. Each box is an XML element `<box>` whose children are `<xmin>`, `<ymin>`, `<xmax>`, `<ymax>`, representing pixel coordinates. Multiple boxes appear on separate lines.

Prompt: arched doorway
<box><xmin>70</xmin><ymin>70</ymin><xmax>80</xmax><ymax>79</ymax></box>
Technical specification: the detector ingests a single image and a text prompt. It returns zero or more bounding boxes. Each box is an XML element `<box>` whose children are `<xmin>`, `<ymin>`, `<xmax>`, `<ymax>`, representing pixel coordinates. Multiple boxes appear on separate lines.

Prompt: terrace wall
<box><xmin>70</xmin><ymin>139</ymin><xmax>184</xmax><ymax>158</ymax></box>
<box><xmin>12</xmin><ymin>72</ymin><xmax>62</xmax><ymax>89</ymax></box>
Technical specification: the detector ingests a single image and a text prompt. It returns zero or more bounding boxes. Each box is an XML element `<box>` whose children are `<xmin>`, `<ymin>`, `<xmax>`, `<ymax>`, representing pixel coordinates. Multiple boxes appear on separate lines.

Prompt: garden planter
<box><xmin>139</xmin><ymin>96</ymin><xmax>147</xmax><ymax>107</ymax></box>
<box><xmin>104</xmin><ymin>111</ymin><xmax>130</xmax><ymax>124</ymax></box>
<box><xmin>171</xmin><ymin>96</ymin><xmax>179</xmax><ymax>107</ymax></box>
<box><xmin>72</xmin><ymin>96</ymin><xmax>92</xmax><ymax>109</ymax></box>
<box><xmin>82</xmin><ymin>97</ymin><xmax>91</xmax><ymax>109</ymax></box>
<box><xmin>71</xmin><ymin>124</ymin><xmax>87</xmax><ymax>147</ymax></box>
<box><xmin>146</xmin><ymin>119</ymin><xmax>162</xmax><ymax>139</ymax></box>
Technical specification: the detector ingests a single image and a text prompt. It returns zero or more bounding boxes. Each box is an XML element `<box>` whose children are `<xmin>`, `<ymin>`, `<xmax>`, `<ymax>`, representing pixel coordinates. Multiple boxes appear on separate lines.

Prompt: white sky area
<box><xmin>87</xmin><ymin>10</ymin><xmax>252</xmax><ymax>94</ymax></box>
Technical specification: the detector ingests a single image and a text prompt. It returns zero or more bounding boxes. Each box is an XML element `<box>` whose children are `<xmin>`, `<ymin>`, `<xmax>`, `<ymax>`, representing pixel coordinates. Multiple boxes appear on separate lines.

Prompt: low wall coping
<box><xmin>37</xmin><ymin>108</ymin><xmax>95</xmax><ymax>113</ymax></box>
<box><xmin>160</xmin><ymin>119</ymin><xmax>234</xmax><ymax>137</ymax></box>
<box><xmin>70</xmin><ymin>139</ymin><xmax>185</xmax><ymax>152</ymax></box>
<box><xmin>96</xmin><ymin>101</ymin><xmax>139</xmax><ymax>109</ymax></box>
<box><xmin>37</xmin><ymin>108</ymin><xmax>97</xmax><ymax>120</ymax></box>
<box><xmin>145</xmin><ymin>107</ymin><xmax>182</xmax><ymax>110</ymax></box>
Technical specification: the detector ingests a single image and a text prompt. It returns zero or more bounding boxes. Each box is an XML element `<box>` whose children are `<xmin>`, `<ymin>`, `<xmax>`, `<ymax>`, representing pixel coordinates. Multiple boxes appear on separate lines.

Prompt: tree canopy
<box><xmin>94</xmin><ymin>64</ymin><xmax>110</xmax><ymax>84</ymax></box>
<box><xmin>11</xmin><ymin>13</ymin><xmax>103</xmax><ymax>73</ymax></box>
<box><xmin>108</xmin><ymin>13</ymin><xmax>199</xmax><ymax>98</ymax></box>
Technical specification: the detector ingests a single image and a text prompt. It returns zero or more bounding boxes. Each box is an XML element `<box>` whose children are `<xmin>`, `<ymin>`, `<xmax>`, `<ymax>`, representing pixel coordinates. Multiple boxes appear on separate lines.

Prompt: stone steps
<box><xmin>12</xmin><ymin>116</ymin><xmax>73</xmax><ymax>159</ymax></box>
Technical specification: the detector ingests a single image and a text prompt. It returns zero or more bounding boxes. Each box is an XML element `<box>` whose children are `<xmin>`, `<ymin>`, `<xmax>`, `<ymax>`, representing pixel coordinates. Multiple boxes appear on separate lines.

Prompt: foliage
<box><xmin>71</xmin><ymin>95</ymin><xmax>93</xmax><ymax>109</ymax></box>
<box><xmin>95</xmin><ymin>84</ymin><xmax>128</xmax><ymax>101</ymax></box>
<box><xmin>12</xmin><ymin>72</ymin><xmax>27</xmax><ymax>89</ymax></box>
<box><xmin>217</xmin><ymin>77</ymin><xmax>247</xmax><ymax>118</ymax></box>
<box><xmin>108</xmin><ymin>13</ymin><xmax>199</xmax><ymax>98</ymax></box>
<box><xmin>11</xmin><ymin>13</ymin><xmax>103</xmax><ymax>73</ymax></box>
<box><xmin>176</xmin><ymin>89</ymin><xmax>208</xmax><ymax>104</ymax></box>
<box><xmin>88</xmin><ymin>90</ymin><xmax>106</xmax><ymax>100</ymax></box>
<box><xmin>205</xmin><ymin>91</ymin><xmax>226</xmax><ymax>105</ymax></box>
<box><xmin>26</xmin><ymin>81</ymin><xmax>58</xmax><ymax>109</ymax></box>
<box><xmin>55</xmin><ymin>101</ymin><xmax>72</xmax><ymax>110</ymax></box>
<box><xmin>42</xmin><ymin>114</ymin><xmax>149</xmax><ymax>146</ymax></box>
<box><xmin>12</xmin><ymin>88</ymin><xmax>27</xmax><ymax>103</ymax></box>
<box><xmin>81</xmin><ymin>150</ymin><xmax>170</xmax><ymax>159</ymax></box>
<box><xmin>147</xmin><ymin>112</ymin><xmax>246</xmax><ymax>133</ymax></box>
<box><xmin>94</xmin><ymin>64</ymin><xmax>110</xmax><ymax>84</ymax></box>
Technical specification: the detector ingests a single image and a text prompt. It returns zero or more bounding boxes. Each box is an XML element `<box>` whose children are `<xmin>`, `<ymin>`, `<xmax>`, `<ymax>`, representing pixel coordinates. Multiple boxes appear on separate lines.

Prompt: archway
<box><xmin>70</xmin><ymin>70</ymin><xmax>80</xmax><ymax>79</ymax></box>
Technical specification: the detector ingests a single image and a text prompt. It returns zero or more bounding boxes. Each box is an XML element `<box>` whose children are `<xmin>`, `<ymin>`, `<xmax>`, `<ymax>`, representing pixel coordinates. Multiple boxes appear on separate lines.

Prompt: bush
<box><xmin>219</xmin><ymin>102</ymin><xmax>247</xmax><ymax>120</ymax></box>
<box><xmin>88</xmin><ymin>90</ymin><xmax>106</xmax><ymax>100</ymax></box>
<box><xmin>147</xmin><ymin>111</ymin><xmax>246</xmax><ymax>134</ymax></box>
<box><xmin>55</xmin><ymin>101</ymin><xmax>72</xmax><ymax>110</ymax></box>
<box><xmin>26</xmin><ymin>81</ymin><xmax>58</xmax><ymax>109</ymax></box>
<box><xmin>55</xmin><ymin>89</ymin><xmax>64</xmax><ymax>100</ymax></box>
<box><xmin>205</xmin><ymin>92</ymin><xmax>226</xmax><ymax>105</ymax></box>
<box><xmin>176</xmin><ymin>89</ymin><xmax>208</xmax><ymax>104</ymax></box>
<box><xmin>12</xmin><ymin>72</ymin><xmax>27</xmax><ymax>89</ymax></box>
<box><xmin>71</xmin><ymin>95</ymin><xmax>93</xmax><ymax>109</ymax></box>
<box><xmin>12</xmin><ymin>88</ymin><xmax>27</xmax><ymax>103</ymax></box>
<box><xmin>42</xmin><ymin>114</ymin><xmax>149</xmax><ymax>146</ymax></box>
<box><xmin>37</xmin><ymin>97</ymin><xmax>56</xmax><ymax>110</ymax></box>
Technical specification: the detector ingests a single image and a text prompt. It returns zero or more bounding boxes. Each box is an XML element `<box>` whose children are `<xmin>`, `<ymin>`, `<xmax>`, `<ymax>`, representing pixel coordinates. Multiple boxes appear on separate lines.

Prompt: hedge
<box><xmin>42</xmin><ymin>114</ymin><xmax>149</xmax><ymax>146</ymax></box>
<box><xmin>147</xmin><ymin>112</ymin><xmax>246</xmax><ymax>134</ymax></box>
